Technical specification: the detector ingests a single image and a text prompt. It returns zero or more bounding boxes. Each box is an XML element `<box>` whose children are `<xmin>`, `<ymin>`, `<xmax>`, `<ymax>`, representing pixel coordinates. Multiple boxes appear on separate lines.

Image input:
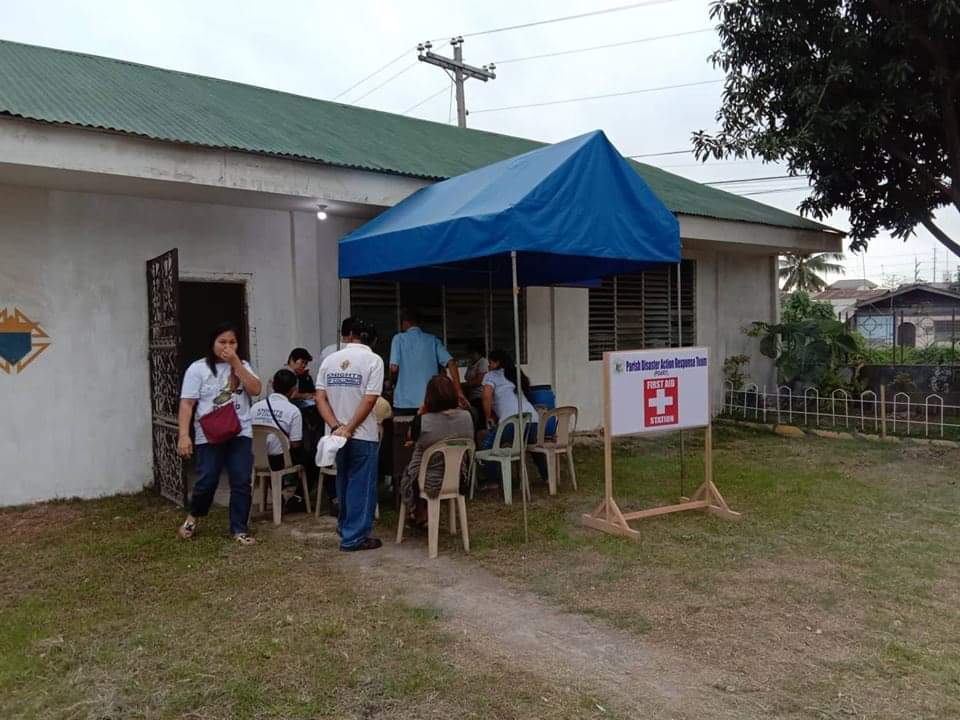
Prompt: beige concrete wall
<box><xmin>0</xmin><ymin>183</ymin><xmax>334</xmax><ymax>506</ymax></box>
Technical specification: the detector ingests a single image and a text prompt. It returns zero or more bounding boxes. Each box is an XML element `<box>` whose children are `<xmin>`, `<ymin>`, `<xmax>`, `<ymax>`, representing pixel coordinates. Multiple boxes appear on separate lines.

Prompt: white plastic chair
<box><xmin>396</xmin><ymin>438</ymin><xmax>474</xmax><ymax>559</ymax></box>
<box><xmin>252</xmin><ymin>426</ymin><xmax>311</xmax><ymax>525</ymax></box>
<box><xmin>472</xmin><ymin>412</ymin><xmax>533</xmax><ymax>505</ymax></box>
<box><xmin>529</xmin><ymin>406</ymin><xmax>578</xmax><ymax>495</ymax></box>
<box><xmin>316</xmin><ymin>424</ymin><xmax>382</xmax><ymax>520</ymax></box>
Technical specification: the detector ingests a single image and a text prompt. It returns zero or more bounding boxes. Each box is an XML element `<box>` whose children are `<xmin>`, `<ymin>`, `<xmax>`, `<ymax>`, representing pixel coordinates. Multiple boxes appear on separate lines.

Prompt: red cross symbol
<box><xmin>644</xmin><ymin>377</ymin><xmax>678</xmax><ymax>427</ymax></box>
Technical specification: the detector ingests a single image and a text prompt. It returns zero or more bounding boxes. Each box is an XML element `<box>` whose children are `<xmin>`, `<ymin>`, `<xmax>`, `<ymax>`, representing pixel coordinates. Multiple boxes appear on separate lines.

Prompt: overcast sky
<box><xmin>2</xmin><ymin>0</ymin><xmax>957</xmax><ymax>286</ymax></box>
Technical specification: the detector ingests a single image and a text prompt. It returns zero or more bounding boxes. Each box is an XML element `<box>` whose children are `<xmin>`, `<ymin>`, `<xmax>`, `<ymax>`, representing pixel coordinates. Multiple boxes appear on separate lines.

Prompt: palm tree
<box><xmin>779</xmin><ymin>252</ymin><xmax>845</xmax><ymax>292</ymax></box>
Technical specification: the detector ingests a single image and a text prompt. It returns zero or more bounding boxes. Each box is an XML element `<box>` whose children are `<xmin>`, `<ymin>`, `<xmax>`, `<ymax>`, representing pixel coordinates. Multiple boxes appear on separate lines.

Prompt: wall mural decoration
<box><xmin>0</xmin><ymin>308</ymin><xmax>50</xmax><ymax>374</ymax></box>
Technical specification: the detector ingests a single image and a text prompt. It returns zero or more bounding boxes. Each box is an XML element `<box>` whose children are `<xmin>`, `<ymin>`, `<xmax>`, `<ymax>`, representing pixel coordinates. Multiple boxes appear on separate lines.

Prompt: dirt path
<box><xmin>288</xmin><ymin>519</ymin><xmax>756</xmax><ymax>719</ymax></box>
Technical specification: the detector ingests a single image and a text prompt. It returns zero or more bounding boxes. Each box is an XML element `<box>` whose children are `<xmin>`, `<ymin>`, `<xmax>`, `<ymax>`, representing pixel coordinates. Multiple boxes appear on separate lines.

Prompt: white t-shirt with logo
<box><xmin>317</xmin><ymin>343</ymin><xmax>384</xmax><ymax>443</ymax></box>
<box><xmin>483</xmin><ymin>368</ymin><xmax>536</xmax><ymax>422</ymax></box>
<box><xmin>251</xmin><ymin>393</ymin><xmax>303</xmax><ymax>456</ymax></box>
<box><xmin>180</xmin><ymin>359</ymin><xmax>258</xmax><ymax>444</ymax></box>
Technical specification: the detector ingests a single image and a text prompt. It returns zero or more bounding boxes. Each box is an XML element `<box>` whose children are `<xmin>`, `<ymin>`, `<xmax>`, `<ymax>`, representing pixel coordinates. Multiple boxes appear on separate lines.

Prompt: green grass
<box><xmin>0</xmin><ymin>496</ymin><xmax>606</xmax><ymax>720</ymax></box>
<box><xmin>457</xmin><ymin>427</ymin><xmax>960</xmax><ymax>719</ymax></box>
<box><xmin>4</xmin><ymin>428</ymin><xmax>960</xmax><ymax>719</ymax></box>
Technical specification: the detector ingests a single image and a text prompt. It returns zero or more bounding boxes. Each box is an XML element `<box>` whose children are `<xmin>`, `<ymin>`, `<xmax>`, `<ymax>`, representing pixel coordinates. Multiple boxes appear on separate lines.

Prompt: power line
<box><xmin>655</xmin><ymin>159</ymin><xmax>776</xmax><ymax>168</ymax></box>
<box><xmin>704</xmin><ymin>174</ymin><xmax>810</xmax><ymax>185</ymax></box>
<box><xmin>628</xmin><ymin>149</ymin><xmax>695</xmax><ymax>158</ymax></box>
<box><xmin>403</xmin><ymin>85</ymin><xmax>450</xmax><ymax>114</ymax></box>
<box><xmin>350</xmin><ymin>61</ymin><xmax>420</xmax><ymax>104</ymax></box>
<box><xmin>471</xmin><ymin>78</ymin><xmax>722</xmax><ymax>113</ymax></box>
<box><xmin>493</xmin><ymin>28</ymin><xmax>713</xmax><ymax>64</ymax></box>
<box><xmin>332</xmin><ymin>46</ymin><xmax>415</xmax><ymax>101</ymax></box>
<box><xmin>737</xmin><ymin>186</ymin><xmax>813</xmax><ymax>197</ymax></box>
<box><xmin>435</xmin><ymin>0</ymin><xmax>682</xmax><ymax>42</ymax></box>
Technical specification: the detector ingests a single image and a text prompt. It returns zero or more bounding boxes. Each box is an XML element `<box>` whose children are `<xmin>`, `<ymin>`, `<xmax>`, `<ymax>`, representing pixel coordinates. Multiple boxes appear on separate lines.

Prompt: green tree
<box><xmin>693</xmin><ymin>0</ymin><xmax>960</xmax><ymax>258</ymax></box>
<box><xmin>779</xmin><ymin>253</ymin><xmax>846</xmax><ymax>292</ymax></box>
<box><xmin>781</xmin><ymin>290</ymin><xmax>838</xmax><ymax>322</ymax></box>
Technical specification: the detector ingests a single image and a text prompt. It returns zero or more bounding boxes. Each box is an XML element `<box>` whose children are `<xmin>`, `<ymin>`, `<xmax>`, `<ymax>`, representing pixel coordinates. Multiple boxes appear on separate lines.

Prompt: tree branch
<box><xmin>867</xmin><ymin>0</ymin><xmax>940</xmax><ymax>60</ymax></box>
<box><xmin>885</xmin><ymin>142</ymin><xmax>960</xmax><ymax>207</ymax></box>
<box><xmin>940</xmin><ymin>83</ymin><xmax>960</xmax><ymax>199</ymax></box>
<box><xmin>920</xmin><ymin>216</ymin><xmax>960</xmax><ymax>259</ymax></box>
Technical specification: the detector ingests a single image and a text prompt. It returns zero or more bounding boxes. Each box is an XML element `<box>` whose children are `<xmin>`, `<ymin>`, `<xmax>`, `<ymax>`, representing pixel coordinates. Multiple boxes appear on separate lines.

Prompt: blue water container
<box><xmin>528</xmin><ymin>385</ymin><xmax>558</xmax><ymax>436</ymax></box>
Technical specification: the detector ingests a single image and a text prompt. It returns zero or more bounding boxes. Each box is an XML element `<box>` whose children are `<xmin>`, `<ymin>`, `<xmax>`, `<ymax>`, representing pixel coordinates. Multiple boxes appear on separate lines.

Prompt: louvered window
<box><xmin>588</xmin><ymin>260</ymin><xmax>696</xmax><ymax>360</ymax></box>
<box><xmin>349</xmin><ymin>281</ymin><xmax>526</xmax><ymax>363</ymax></box>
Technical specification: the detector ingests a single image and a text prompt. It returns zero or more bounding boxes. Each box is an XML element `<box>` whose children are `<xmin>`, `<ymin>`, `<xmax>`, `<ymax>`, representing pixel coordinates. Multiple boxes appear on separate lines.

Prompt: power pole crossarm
<box><xmin>417</xmin><ymin>37</ymin><xmax>496</xmax><ymax>128</ymax></box>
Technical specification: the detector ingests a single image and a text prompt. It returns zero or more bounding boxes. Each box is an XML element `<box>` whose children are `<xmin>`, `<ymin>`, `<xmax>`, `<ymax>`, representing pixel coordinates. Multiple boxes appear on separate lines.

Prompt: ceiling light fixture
<box><xmin>316</xmin><ymin>204</ymin><xmax>328</xmax><ymax>221</ymax></box>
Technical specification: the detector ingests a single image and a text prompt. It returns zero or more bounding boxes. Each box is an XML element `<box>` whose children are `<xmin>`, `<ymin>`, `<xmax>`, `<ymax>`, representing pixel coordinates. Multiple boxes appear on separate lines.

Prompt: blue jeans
<box><xmin>190</xmin><ymin>436</ymin><xmax>253</xmax><ymax>535</ymax></box>
<box><xmin>481</xmin><ymin>422</ymin><xmax>548</xmax><ymax>483</ymax></box>
<box><xmin>335</xmin><ymin>438</ymin><xmax>380</xmax><ymax>549</ymax></box>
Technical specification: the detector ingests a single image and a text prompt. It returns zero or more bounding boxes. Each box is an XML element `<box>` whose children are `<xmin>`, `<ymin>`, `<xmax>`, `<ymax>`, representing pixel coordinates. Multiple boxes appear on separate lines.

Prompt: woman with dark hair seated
<box><xmin>400</xmin><ymin>374</ymin><xmax>474</xmax><ymax>527</ymax></box>
<box><xmin>479</xmin><ymin>349</ymin><xmax>548</xmax><ymax>484</ymax></box>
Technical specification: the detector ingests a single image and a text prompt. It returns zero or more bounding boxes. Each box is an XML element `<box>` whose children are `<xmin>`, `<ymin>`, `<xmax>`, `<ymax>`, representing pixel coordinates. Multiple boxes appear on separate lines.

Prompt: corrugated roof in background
<box><xmin>0</xmin><ymin>39</ymin><xmax>834</xmax><ymax>234</ymax></box>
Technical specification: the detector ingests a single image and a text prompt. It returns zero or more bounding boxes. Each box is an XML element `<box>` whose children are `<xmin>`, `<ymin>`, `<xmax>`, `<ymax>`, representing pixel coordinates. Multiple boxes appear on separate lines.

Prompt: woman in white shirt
<box><xmin>176</xmin><ymin>322</ymin><xmax>262</xmax><ymax>544</ymax></box>
<box><xmin>479</xmin><ymin>349</ymin><xmax>547</xmax><ymax>485</ymax></box>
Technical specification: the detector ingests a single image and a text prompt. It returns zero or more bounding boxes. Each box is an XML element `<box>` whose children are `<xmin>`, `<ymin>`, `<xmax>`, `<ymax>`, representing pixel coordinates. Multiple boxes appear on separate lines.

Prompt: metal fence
<box><xmin>722</xmin><ymin>382</ymin><xmax>960</xmax><ymax>441</ymax></box>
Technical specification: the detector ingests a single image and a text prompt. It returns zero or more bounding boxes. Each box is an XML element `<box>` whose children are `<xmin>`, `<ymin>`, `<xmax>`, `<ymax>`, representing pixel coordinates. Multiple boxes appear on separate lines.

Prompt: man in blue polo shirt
<box><xmin>389</xmin><ymin>307</ymin><xmax>468</xmax><ymax>415</ymax></box>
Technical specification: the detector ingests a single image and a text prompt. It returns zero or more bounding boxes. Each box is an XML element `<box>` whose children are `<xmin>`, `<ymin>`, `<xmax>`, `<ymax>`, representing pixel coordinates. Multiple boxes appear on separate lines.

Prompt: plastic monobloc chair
<box><xmin>472</xmin><ymin>412</ymin><xmax>533</xmax><ymax>505</ymax></box>
<box><xmin>252</xmin><ymin>425</ymin><xmax>311</xmax><ymax>525</ymax></box>
<box><xmin>529</xmin><ymin>406</ymin><xmax>578</xmax><ymax>495</ymax></box>
<box><xmin>396</xmin><ymin>438</ymin><xmax>474</xmax><ymax>559</ymax></box>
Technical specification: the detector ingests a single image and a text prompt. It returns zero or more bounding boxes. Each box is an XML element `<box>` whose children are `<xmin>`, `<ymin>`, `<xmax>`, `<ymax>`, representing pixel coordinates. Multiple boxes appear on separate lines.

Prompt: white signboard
<box><xmin>606</xmin><ymin>347</ymin><xmax>710</xmax><ymax>437</ymax></box>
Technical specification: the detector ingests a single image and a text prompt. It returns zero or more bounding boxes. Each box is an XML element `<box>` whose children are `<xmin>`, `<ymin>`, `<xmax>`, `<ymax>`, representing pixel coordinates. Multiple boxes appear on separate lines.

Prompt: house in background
<box><xmin>813</xmin><ymin>278</ymin><xmax>884</xmax><ymax>319</ymax></box>
<box><xmin>850</xmin><ymin>284</ymin><xmax>960</xmax><ymax>348</ymax></box>
<box><xmin>0</xmin><ymin>40</ymin><xmax>842</xmax><ymax>507</ymax></box>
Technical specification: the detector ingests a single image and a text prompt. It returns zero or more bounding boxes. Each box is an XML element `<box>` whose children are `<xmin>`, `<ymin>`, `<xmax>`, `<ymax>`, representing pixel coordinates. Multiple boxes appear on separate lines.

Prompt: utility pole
<box><xmin>933</xmin><ymin>247</ymin><xmax>938</xmax><ymax>283</ymax></box>
<box><xmin>417</xmin><ymin>37</ymin><xmax>496</xmax><ymax>128</ymax></box>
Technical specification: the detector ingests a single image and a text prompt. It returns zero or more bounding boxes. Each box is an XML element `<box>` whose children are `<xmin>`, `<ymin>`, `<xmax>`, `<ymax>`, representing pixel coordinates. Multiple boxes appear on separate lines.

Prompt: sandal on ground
<box><xmin>176</xmin><ymin>520</ymin><xmax>197</xmax><ymax>540</ymax></box>
<box><xmin>233</xmin><ymin>533</ymin><xmax>257</xmax><ymax>546</ymax></box>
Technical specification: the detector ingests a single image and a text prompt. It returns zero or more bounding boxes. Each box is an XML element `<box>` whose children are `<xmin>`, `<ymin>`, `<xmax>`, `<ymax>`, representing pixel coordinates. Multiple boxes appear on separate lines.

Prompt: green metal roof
<box><xmin>0</xmin><ymin>39</ymin><xmax>834</xmax><ymax>234</ymax></box>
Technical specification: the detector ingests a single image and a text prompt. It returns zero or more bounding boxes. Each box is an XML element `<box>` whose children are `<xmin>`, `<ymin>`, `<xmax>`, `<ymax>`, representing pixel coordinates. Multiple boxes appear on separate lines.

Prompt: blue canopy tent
<box><xmin>338</xmin><ymin>130</ymin><xmax>680</xmax><ymax>538</ymax></box>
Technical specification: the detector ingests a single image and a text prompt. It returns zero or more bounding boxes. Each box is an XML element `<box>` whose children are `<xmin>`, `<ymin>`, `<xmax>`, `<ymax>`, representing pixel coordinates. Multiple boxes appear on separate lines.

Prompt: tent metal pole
<box><xmin>487</xmin><ymin>262</ymin><xmax>493</xmax><ymax>356</ymax></box>
<box><xmin>337</xmin><ymin>278</ymin><xmax>343</xmax><ymax>346</ymax></box>
<box><xmin>511</xmin><ymin>251</ymin><xmax>529</xmax><ymax>543</ymax></box>
<box><xmin>677</xmin><ymin>261</ymin><xmax>685</xmax><ymax>497</ymax></box>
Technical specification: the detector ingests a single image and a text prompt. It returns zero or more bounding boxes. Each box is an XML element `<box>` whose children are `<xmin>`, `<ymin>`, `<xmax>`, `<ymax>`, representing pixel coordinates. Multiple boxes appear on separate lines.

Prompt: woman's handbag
<box><xmin>199</xmin><ymin>371</ymin><xmax>242</xmax><ymax>444</ymax></box>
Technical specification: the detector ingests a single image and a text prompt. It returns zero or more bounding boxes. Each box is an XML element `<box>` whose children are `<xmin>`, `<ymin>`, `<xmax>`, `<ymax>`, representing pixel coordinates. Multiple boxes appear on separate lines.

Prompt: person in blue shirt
<box><xmin>389</xmin><ymin>307</ymin><xmax>468</xmax><ymax>416</ymax></box>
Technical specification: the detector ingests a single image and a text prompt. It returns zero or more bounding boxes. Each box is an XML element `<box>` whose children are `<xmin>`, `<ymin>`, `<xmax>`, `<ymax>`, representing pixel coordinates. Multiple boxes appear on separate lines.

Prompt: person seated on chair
<box><xmin>462</xmin><ymin>340</ymin><xmax>489</xmax><ymax>430</ymax></box>
<box><xmin>400</xmin><ymin>375</ymin><xmax>474</xmax><ymax>527</ymax></box>
<box><xmin>286</xmin><ymin>347</ymin><xmax>317</xmax><ymax>409</ymax></box>
<box><xmin>251</xmin><ymin>369</ymin><xmax>304</xmax><ymax>469</ymax></box>
<box><xmin>478</xmin><ymin>349</ymin><xmax>548</xmax><ymax>486</ymax></box>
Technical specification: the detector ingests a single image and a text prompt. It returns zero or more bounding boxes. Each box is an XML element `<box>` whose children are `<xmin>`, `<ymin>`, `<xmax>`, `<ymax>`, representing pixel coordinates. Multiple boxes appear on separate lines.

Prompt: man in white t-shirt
<box><xmin>318</xmin><ymin>317</ymin><xmax>353</xmax><ymax>366</ymax></box>
<box><xmin>251</xmin><ymin>368</ymin><xmax>304</xmax><ymax>467</ymax></box>
<box><xmin>316</xmin><ymin>317</ymin><xmax>385</xmax><ymax>552</ymax></box>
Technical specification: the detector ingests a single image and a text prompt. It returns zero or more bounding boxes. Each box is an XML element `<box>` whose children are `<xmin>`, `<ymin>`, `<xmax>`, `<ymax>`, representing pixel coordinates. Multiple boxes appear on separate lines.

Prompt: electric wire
<box><xmin>492</xmin><ymin>28</ymin><xmax>713</xmax><ymax>64</ymax></box>
<box><xmin>737</xmin><ymin>185</ymin><xmax>813</xmax><ymax>197</ymax></box>
<box><xmin>704</xmin><ymin>174</ymin><xmax>810</xmax><ymax>185</ymax></box>
<box><xmin>403</xmin><ymin>85</ymin><xmax>450</xmax><ymax>114</ymax></box>
<box><xmin>333</xmin><ymin>46</ymin><xmax>415</xmax><ymax>100</ymax></box>
<box><xmin>434</xmin><ymin>0</ymin><xmax>683</xmax><ymax>41</ymax></box>
<box><xmin>627</xmin><ymin>149</ymin><xmax>695</xmax><ymax>158</ymax></box>
<box><xmin>349</xmin><ymin>61</ymin><xmax>420</xmax><ymax>104</ymax></box>
<box><xmin>471</xmin><ymin>78</ymin><xmax>722</xmax><ymax>113</ymax></box>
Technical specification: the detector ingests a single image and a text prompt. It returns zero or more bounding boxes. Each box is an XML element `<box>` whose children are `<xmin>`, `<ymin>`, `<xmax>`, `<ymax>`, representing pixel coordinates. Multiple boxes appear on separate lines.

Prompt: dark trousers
<box><xmin>335</xmin><ymin>438</ymin><xmax>380</xmax><ymax>549</ymax></box>
<box><xmin>190</xmin><ymin>436</ymin><xmax>253</xmax><ymax>535</ymax></box>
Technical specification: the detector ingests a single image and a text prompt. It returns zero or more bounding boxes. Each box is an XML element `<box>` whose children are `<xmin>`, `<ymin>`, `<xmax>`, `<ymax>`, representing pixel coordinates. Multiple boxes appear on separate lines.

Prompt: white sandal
<box><xmin>233</xmin><ymin>533</ymin><xmax>257</xmax><ymax>546</ymax></box>
<box><xmin>176</xmin><ymin>519</ymin><xmax>197</xmax><ymax>540</ymax></box>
